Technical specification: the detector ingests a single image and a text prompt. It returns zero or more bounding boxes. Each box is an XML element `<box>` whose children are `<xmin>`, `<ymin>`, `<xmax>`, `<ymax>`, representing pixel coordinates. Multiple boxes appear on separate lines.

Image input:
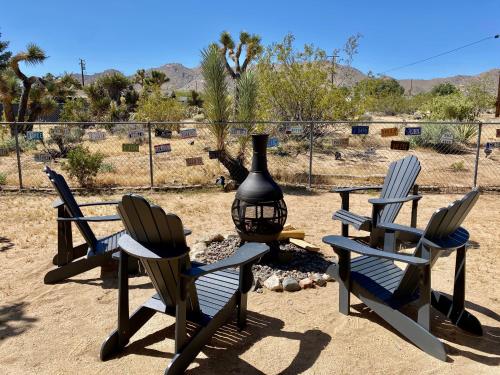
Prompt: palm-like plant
<box><xmin>145</xmin><ymin>70</ymin><xmax>169</xmax><ymax>87</ymax></box>
<box><xmin>99</xmin><ymin>72</ymin><xmax>129</xmax><ymax>103</ymax></box>
<box><xmin>10</xmin><ymin>43</ymin><xmax>47</xmax><ymax>123</ymax></box>
<box><xmin>134</xmin><ymin>69</ymin><xmax>146</xmax><ymax>86</ymax></box>
<box><xmin>0</xmin><ymin>69</ymin><xmax>21</xmax><ymax>122</ymax></box>
<box><xmin>236</xmin><ymin>71</ymin><xmax>258</xmax><ymax>160</ymax></box>
<box><xmin>202</xmin><ymin>44</ymin><xmax>248</xmax><ymax>182</ymax></box>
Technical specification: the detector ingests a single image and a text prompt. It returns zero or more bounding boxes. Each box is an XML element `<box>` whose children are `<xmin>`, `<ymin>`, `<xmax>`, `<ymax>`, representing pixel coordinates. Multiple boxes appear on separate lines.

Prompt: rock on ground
<box><xmin>282</xmin><ymin>277</ymin><xmax>301</xmax><ymax>292</ymax></box>
<box><xmin>263</xmin><ymin>274</ymin><xmax>283</xmax><ymax>292</ymax></box>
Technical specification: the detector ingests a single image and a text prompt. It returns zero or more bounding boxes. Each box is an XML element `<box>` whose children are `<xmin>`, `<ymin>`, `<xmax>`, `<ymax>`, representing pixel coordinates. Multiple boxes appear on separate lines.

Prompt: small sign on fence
<box><xmin>180</xmin><ymin>128</ymin><xmax>197</xmax><ymax>138</ymax></box>
<box><xmin>496</xmin><ymin>129</ymin><xmax>500</xmax><ymax>138</ymax></box>
<box><xmin>185</xmin><ymin>156</ymin><xmax>203</xmax><ymax>166</ymax></box>
<box><xmin>287</xmin><ymin>125</ymin><xmax>304</xmax><ymax>135</ymax></box>
<box><xmin>122</xmin><ymin>143</ymin><xmax>140</xmax><ymax>152</ymax></box>
<box><xmin>52</xmin><ymin>127</ymin><xmax>71</xmax><ymax>136</ymax></box>
<box><xmin>486</xmin><ymin>141</ymin><xmax>500</xmax><ymax>149</ymax></box>
<box><xmin>208</xmin><ymin>150</ymin><xmax>221</xmax><ymax>159</ymax></box>
<box><xmin>390</xmin><ymin>140</ymin><xmax>410</xmax><ymax>151</ymax></box>
<box><xmin>440</xmin><ymin>132</ymin><xmax>454</xmax><ymax>144</ymax></box>
<box><xmin>154</xmin><ymin>143</ymin><xmax>171</xmax><ymax>154</ymax></box>
<box><xmin>155</xmin><ymin>129</ymin><xmax>172</xmax><ymax>138</ymax></box>
<box><xmin>381</xmin><ymin>127</ymin><xmax>398</xmax><ymax>137</ymax></box>
<box><xmin>267</xmin><ymin>137</ymin><xmax>279</xmax><ymax>148</ymax></box>
<box><xmin>404</xmin><ymin>127</ymin><xmax>421</xmax><ymax>136</ymax></box>
<box><xmin>351</xmin><ymin>126</ymin><xmax>369</xmax><ymax>135</ymax></box>
<box><xmin>128</xmin><ymin>130</ymin><xmax>145</xmax><ymax>140</ymax></box>
<box><xmin>34</xmin><ymin>153</ymin><xmax>52</xmax><ymax>162</ymax></box>
<box><xmin>230</xmin><ymin>127</ymin><xmax>248</xmax><ymax>136</ymax></box>
<box><xmin>0</xmin><ymin>148</ymin><xmax>8</xmax><ymax>156</ymax></box>
<box><xmin>332</xmin><ymin>138</ymin><xmax>349</xmax><ymax>147</ymax></box>
<box><xmin>88</xmin><ymin>131</ymin><xmax>106</xmax><ymax>141</ymax></box>
<box><xmin>26</xmin><ymin>131</ymin><xmax>43</xmax><ymax>141</ymax></box>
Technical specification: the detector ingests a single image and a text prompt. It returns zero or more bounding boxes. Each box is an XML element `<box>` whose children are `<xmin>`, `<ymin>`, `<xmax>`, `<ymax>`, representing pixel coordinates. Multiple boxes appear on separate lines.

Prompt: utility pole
<box><xmin>79</xmin><ymin>58</ymin><xmax>86</xmax><ymax>86</ymax></box>
<box><xmin>327</xmin><ymin>54</ymin><xmax>338</xmax><ymax>85</ymax></box>
<box><xmin>409</xmin><ymin>79</ymin><xmax>413</xmax><ymax>96</ymax></box>
<box><xmin>495</xmin><ymin>71</ymin><xmax>500</xmax><ymax>117</ymax></box>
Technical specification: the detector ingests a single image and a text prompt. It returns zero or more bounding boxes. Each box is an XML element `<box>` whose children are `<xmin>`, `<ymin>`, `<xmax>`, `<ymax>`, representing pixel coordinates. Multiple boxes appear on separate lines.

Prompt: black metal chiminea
<box><xmin>231</xmin><ymin>134</ymin><xmax>287</xmax><ymax>243</ymax></box>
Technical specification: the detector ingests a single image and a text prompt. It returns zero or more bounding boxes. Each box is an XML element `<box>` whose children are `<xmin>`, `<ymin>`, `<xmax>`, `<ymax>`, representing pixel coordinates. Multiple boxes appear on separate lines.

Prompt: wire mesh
<box><xmin>0</xmin><ymin>121</ymin><xmax>499</xmax><ymax>191</ymax></box>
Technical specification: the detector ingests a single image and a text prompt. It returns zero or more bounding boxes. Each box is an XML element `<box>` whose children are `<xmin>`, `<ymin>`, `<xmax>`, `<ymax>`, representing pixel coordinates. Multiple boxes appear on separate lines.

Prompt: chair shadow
<box><xmin>0</xmin><ymin>236</ymin><xmax>14</xmax><ymax>252</ymax></box>
<box><xmin>0</xmin><ymin>302</ymin><xmax>37</xmax><ymax>340</ymax></box>
<box><xmin>62</xmin><ymin>277</ymin><xmax>153</xmax><ymax>290</ymax></box>
<box><xmin>117</xmin><ymin>311</ymin><xmax>331</xmax><ymax>374</ymax></box>
<box><xmin>351</xmin><ymin>300</ymin><xmax>500</xmax><ymax>366</ymax></box>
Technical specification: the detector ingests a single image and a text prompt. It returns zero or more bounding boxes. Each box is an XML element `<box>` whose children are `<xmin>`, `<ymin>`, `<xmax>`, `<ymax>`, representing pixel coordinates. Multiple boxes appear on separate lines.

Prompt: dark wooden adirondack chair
<box><xmin>43</xmin><ymin>166</ymin><xmax>125</xmax><ymax>284</ymax></box>
<box><xmin>323</xmin><ymin>189</ymin><xmax>482</xmax><ymax>360</ymax></box>
<box><xmin>101</xmin><ymin>194</ymin><xmax>269</xmax><ymax>374</ymax></box>
<box><xmin>332</xmin><ymin>155</ymin><xmax>421</xmax><ymax>247</ymax></box>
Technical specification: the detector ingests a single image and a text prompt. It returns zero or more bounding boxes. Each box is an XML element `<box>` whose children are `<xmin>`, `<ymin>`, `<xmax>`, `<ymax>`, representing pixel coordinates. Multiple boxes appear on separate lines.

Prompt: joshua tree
<box><xmin>134</xmin><ymin>69</ymin><xmax>146</xmax><ymax>86</ymax></box>
<box><xmin>98</xmin><ymin>72</ymin><xmax>130</xmax><ymax>103</ymax></box>
<box><xmin>10</xmin><ymin>44</ymin><xmax>47</xmax><ymax>124</ymax></box>
<box><xmin>0</xmin><ymin>69</ymin><xmax>20</xmax><ymax>123</ymax></box>
<box><xmin>145</xmin><ymin>70</ymin><xmax>169</xmax><ymax>87</ymax></box>
<box><xmin>218</xmin><ymin>31</ymin><xmax>262</xmax><ymax>114</ymax></box>
<box><xmin>201</xmin><ymin>44</ymin><xmax>248</xmax><ymax>183</ymax></box>
<box><xmin>0</xmin><ymin>33</ymin><xmax>12</xmax><ymax>71</ymax></box>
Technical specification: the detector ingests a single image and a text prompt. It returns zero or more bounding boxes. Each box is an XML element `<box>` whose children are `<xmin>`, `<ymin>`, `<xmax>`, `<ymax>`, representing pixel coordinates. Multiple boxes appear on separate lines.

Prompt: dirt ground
<box><xmin>0</xmin><ymin>189</ymin><xmax>498</xmax><ymax>374</ymax></box>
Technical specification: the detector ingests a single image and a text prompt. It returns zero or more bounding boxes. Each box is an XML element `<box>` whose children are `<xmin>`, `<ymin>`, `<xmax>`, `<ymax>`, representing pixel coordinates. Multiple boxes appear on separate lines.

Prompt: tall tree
<box><xmin>9</xmin><ymin>44</ymin><xmax>47</xmax><ymax>124</ymax></box>
<box><xmin>134</xmin><ymin>69</ymin><xmax>146</xmax><ymax>86</ymax></box>
<box><xmin>145</xmin><ymin>70</ymin><xmax>169</xmax><ymax>87</ymax></box>
<box><xmin>0</xmin><ymin>33</ymin><xmax>12</xmax><ymax>71</ymax></box>
<box><xmin>201</xmin><ymin>44</ymin><xmax>248</xmax><ymax>183</ymax></box>
<box><xmin>218</xmin><ymin>31</ymin><xmax>262</xmax><ymax>115</ymax></box>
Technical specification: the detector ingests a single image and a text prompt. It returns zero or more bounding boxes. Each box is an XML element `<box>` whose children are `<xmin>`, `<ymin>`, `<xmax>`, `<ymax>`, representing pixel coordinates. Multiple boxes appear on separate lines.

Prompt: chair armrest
<box><xmin>322</xmin><ymin>235</ymin><xmax>428</xmax><ymax>266</ymax></box>
<box><xmin>52</xmin><ymin>198</ymin><xmax>64</xmax><ymax>208</ymax></box>
<box><xmin>183</xmin><ymin>242</ymin><xmax>269</xmax><ymax>279</ymax></box>
<box><xmin>78</xmin><ymin>201</ymin><xmax>120</xmax><ymax>207</ymax></box>
<box><xmin>331</xmin><ymin>186</ymin><xmax>383</xmax><ymax>193</ymax></box>
<box><xmin>368</xmin><ymin>195</ymin><xmax>422</xmax><ymax>206</ymax></box>
<box><xmin>421</xmin><ymin>227</ymin><xmax>469</xmax><ymax>251</ymax></box>
<box><xmin>57</xmin><ymin>214</ymin><xmax>121</xmax><ymax>222</ymax></box>
<box><xmin>378</xmin><ymin>222</ymin><xmax>424</xmax><ymax>237</ymax></box>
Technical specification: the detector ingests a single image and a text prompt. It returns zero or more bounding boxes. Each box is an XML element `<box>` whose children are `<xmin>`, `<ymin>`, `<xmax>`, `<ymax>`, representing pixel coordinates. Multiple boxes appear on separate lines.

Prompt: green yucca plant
<box><xmin>236</xmin><ymin>71</ymin><xmax>258</xmax><ymax>159</ymax></box>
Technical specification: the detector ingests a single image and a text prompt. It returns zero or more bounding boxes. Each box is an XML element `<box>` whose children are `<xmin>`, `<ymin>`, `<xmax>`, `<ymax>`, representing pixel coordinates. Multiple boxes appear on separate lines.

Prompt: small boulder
<box><xmin>322</xmin><ymin>273</ymin><xmax>334</xmax><ymax>282</ymax></box>
<box><xmin>190</xmin><ymin>241</ymin><xmax>207</xmax><ymax>261</ymax></box>
<box><xmin>299</xmin><ymin>277</ymin><xmax>314</xmax><ymax>289</ymax></box>
<box><xmin>311</xmin><ymin>273</ymin><xmax>327</xmax><ymax>287</ymax></box>
<box><xmin>263</xmin><ymin>274</ymin><xmax>283</xmax><ymax>292</ymax></box>
<box><xmin>282</xmin><ymin>277</ymin><xmax>301</xmax><ymax>292</ymax></box>
<box><xmin>223</xmin><ymin>180</ymin><xmax>238</xmax><ymax>192</ymax></box>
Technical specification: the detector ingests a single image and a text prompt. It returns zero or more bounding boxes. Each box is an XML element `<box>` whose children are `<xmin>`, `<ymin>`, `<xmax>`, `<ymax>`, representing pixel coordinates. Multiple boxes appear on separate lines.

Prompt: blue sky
<box><xmin>1</xmin><ymin>0</ymin><xmax>499</xmax><ymax>79</ymax></box>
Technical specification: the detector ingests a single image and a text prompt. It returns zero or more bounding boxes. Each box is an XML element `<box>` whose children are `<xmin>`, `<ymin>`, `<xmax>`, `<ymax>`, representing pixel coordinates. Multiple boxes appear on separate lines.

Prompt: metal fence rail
<box><xmin>0</xmin><ymin>121</ymin><xmax>499</xmax><ymax>191</ymax></box>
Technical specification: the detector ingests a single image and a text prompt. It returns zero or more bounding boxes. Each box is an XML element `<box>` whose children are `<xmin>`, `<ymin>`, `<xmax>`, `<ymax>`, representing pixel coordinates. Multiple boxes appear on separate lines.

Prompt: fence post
<box><xmin>147</xmin><ymin>122</ymin><xmax>154</xmax><ymax>189</ymax></box>
<box><xmin>472</xmin><ymin>122</ymin><xmax>482</xmax><ymax>188</ymax></box>
<box><xmin>308</xmin><ymin>122</ymin><xmax>314</xmax><ymax>189</ymax></box>
<box><xmin>13</xmin><ymin>122</ymin><xmax>23</xmax><ymax>191</ymax></box>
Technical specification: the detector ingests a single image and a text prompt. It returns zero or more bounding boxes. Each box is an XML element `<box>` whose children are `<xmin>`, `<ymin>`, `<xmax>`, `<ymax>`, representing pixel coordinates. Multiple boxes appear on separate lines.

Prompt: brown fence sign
<box><xmin>34</xmin><ymin>153</ymin><xmax>52</xmax><ymax>162</ymax></box>
<box><xmin>186</xmin><ymin>156</ymin><xmax>203</xmax><ymax>166</ymax></box>
<box><xmin>497</xmin><ymin>129</ymin><xmax>500</xmax><ymax>138</ymax></box>
<box><xmin>154</xmin><ymin>143</ymin><xmax>171</xmax><ymax>154</ymax></box>
<box><xmin>180</xmin><ymin>128</ymin><xmax>197</xmax><ymax>138</ymax></box>
<box><xmin>381</xmin><ymin>127</ymin><xmax>398</xmax><ymax>137</ymax></box>
<box><xmin>332</xmin><ymin>138</ymin><xmax>349</xmax><ymax>147</ymax></box>
<box><xmin>208</xmin><ymin>150</ymin><xmax>221</xmax><ymax>159</ymax></box>
<box><xmin>391</xmin><ymin>140</ymin><xmax>410</xmax><ymax>151</ymax></box>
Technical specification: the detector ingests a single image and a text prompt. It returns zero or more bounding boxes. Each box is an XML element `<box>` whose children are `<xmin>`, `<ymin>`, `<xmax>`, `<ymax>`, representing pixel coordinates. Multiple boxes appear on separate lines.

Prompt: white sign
<box><xmin>52</xmin><ymin>127</ymin><xmax>71</xmax><ymax>136</ymax></box>
<box><xmin>230</xmin><ymin>127</ymin><xmax>248</xmax><ymax>136</ymax></box>
<box><xmin>154</xmin><ymin>143</ymin><xmax>172</xmax><ymax>154</ymax></box>
<box><xmin>180</xmin><ymin>128</ymin><xmax>197</xmax><ymax>138</ymax></box>
<box><xmin>287</xmin><ymin>125</ymin><xmax>303</xmax><ymax>135</ymax></box>
<box><xmin>89</xmin><ymin>131</ymin><xmax>106</xmax><ymax>141</ymax></box>
<box><xmin>440</xmin><ymin>132</ymin><xmax>454</xmax><ymax>144</ymax></box>
<box><xmin>128</xmin><ymin>130</ymin><xmax>145</xmax><ymax>139</ymax></box>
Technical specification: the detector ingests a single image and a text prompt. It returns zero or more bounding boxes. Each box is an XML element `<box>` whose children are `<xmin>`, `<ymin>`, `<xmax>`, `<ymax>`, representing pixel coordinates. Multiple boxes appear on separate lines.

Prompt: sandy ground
<box><xmin>0</xmin><ymin>189</ymin><xmax>499</xmax><ymax>374</ymax></box>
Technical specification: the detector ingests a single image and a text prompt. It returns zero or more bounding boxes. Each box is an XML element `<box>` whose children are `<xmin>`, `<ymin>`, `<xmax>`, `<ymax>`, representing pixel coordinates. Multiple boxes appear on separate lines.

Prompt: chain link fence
<box><xmin>0</xmin><ymin>121</ymin><xmax>499</xmax><ymax>192</ymax></box>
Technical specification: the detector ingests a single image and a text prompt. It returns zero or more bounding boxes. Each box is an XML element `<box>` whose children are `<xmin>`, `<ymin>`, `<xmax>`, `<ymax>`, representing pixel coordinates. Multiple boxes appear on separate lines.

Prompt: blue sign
<box><xmin>267</xmin><ymin>137</ymin><xmax>279</xmax><ymax>148</ymax></box>
<box><xmin>404</xmin><ymin>127</ymin><xmax>421</xmax><ymax>136</ymax></box>
<box><xmin>351</xmin><ymin>126</ymin><xmax>369</xmax><ymax>135</ymax></box>
<box><xmin>26</xmin><ymin>131</ymin><xmax>43</xmax><ymax>141</ymax></box>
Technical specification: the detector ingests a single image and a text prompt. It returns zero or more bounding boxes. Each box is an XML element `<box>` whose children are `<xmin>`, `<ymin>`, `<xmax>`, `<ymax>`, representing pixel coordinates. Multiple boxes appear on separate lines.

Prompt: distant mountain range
<box><xmin>72</xmin><ymin>63</ymin><xmax>499</xmax><ymax>95</ymax></box>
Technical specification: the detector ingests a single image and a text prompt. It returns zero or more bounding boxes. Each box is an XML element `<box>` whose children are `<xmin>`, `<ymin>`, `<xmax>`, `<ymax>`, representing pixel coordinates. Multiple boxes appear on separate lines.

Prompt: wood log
<box><xmin>290</xmin><ymin>238</ymin><xmax>320</xmax><ymax>252</ymax></box>
<box><xmin>278</xmin><ymin>230</ymin><xmax>305</xmax><ymax>240</ymax></box>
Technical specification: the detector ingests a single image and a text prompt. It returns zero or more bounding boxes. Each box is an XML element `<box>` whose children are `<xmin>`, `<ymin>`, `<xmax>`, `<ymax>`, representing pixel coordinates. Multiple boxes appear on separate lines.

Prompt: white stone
<box><xmin>263</xmin><ymin>274</ymin><xmax>282</xmax><ymax>292</ymax></box>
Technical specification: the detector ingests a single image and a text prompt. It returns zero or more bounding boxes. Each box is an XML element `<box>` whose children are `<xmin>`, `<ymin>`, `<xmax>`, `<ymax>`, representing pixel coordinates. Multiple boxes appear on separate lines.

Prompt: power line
<box><xmin>379</xmin><ymin>34</ymin><xmax>499</xmax><ymax>75</ymax></box>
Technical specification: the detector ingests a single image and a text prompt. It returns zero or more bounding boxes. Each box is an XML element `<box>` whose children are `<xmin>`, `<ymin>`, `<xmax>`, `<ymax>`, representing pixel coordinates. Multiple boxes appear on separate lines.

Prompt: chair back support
<box><xmin>395</xmin><ymin>189</ymin><xmax>479</xmax><ymax>297</ymax></box>
<box><xmin>378</xmin><ymin>155</ymin><xmax>421</xmax><ymax>224</ymax></box>
<box><xmin>44</xmin><ymin>166</ymin><xmax>98</xmax><ymax>249</ymax></box>
<box><xmin>118</xmin><ymin>194</ymin><xmax>200</xmax><ymax>313</ymax></box>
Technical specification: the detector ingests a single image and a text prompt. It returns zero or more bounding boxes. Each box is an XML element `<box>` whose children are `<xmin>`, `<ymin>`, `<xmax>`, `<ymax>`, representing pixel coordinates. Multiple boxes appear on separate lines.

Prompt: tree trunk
<box><xmin>218</xmin><ymin>149</ymin><xmax>248</xmax><ymax>184</ymax></box>
<box><xmin>17</xmin><ymin>80</ymin><xmax>31</xmax><ymax>123</ymax></box>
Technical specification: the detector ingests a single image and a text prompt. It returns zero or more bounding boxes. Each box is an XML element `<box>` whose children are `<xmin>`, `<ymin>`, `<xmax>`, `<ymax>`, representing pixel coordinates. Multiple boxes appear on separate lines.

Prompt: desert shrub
<box><xmin>450</xmin><ymin>161</ymin><xmax>466</xmax><ymax>172</ymax></box>
<box><xmin>133</xmin><ymin>88</ymin><xmax>184</xmax><ymax>132</ymax></box>
<box><xmin>0</xmin><ymin>136</ymin><xmax>37</xmax><ymax>153</ymax></box>
<box><xmin>48</xmin><ymin>126</ymin><xmax>85</xmax><ymax>157</ymax></box>
<box><xmin>431</xmin><ymin>82</ymin><xmax>458</xmax><ymax>96</ymax></box>
<box><xmin>60</xmin><ymin>98</ymin><xmax>91</xmax><ymax>122</ymax></box>
<box><xmin>62</xmin><ymin>145</ymin><xmax>104</xmax><ymax>187</ymax></box>
<box><xmin>422</xmin><ymin>93</ymin><xmax>477</xmax><ymax>121</ymax></box>
<box><xmin>0</xmin><ymin>172</ymin><xmax>6</xmax><ymax>185</ymax></box>
<box><xmin>99</xmin><ymin>162</ymin><xmax>116</xmax><ymax>173</ymax></box>
<box><xmin>453</xmin><ymin>124</ymin><xmax>478</xmax><ymax>144</ymax></box>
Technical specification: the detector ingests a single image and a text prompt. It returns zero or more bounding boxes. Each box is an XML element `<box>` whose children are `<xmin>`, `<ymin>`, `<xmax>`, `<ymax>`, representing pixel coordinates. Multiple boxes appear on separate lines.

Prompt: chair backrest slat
<box><xmin>44</xmin><ymin>166</ymin><xmax>97</xmax><ymax>249</ymax></box>
<box><xmin>379</xmin><ymin>155</ymin><xmax>421</xmax><ymax>224</ymax></box>
<box><xmin>395</xmin><ymin>189</ymin><xmax>479</xmax><ymax>297</ymax></box>
<box><xmin>118</xmin><ymin>194</ymin><xmax>199</xmax><ymax>312</ymax></box>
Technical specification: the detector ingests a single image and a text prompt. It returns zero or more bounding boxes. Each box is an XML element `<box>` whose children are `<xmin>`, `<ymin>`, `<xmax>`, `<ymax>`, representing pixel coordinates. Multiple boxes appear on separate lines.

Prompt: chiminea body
<box><xmin>231</xmin><ymin>134</ymin><xmax>287</xmax><ymax>242</ymax></box>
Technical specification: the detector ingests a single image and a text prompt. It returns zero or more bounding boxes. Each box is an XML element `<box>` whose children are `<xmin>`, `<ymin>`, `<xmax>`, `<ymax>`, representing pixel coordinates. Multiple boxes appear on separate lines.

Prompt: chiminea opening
<box><xmin>231</xmin><ymin>134</ymin><xmax>287</xmax><ymax>243</ymax></box>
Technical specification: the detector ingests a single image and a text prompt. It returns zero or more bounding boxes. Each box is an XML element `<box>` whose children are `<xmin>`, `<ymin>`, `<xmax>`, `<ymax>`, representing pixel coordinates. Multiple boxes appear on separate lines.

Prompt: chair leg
<box><xmin>52</xmin><ymin>243</ymin><xmax>87</xmax><ymax>265</ymax></box>
<box><xmin>431</xmin><ymin>246</ymin><xmax>483</xmax><ymax>335</ymax></box>
<box><xmin>336</xmin><ymin>249</ymin><xmax>351</xmax><ymax>315</ymax></box>
<box><xmin>237</xmin><ymin>292</ymin><xmax>248</xmax><ymax>329</ymax></box>
<box><xmin>44</xmin><ymin>254</ymin><xmax>109</xmax><ymax>284</ymax></box>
